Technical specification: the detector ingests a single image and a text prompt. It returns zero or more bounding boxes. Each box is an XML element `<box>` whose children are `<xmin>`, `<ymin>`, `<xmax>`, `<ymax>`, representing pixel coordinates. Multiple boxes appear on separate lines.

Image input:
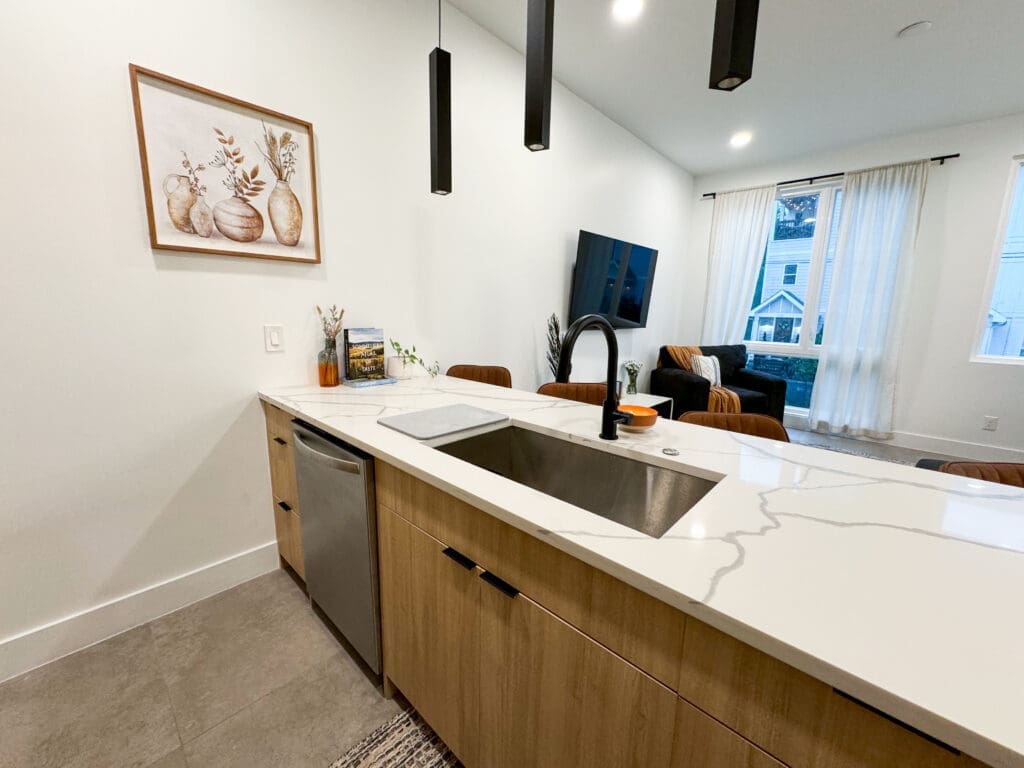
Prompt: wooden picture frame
<box><xmin>129</xmin><ymin>64</ymin><xmax>321</xmax><ymax>263</ymax></box>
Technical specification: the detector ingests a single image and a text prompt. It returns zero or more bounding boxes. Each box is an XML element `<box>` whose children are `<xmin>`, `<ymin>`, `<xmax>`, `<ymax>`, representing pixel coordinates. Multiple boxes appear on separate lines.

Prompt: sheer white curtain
<box><xmin>808</xmin><ymin>160</ymin><xmax>929</xmax><ymax>438</ymax></box>
<box><xmin>701</xmin><ymin>186</ymin><xmax>776</xmax><ymax>344</ymax></box>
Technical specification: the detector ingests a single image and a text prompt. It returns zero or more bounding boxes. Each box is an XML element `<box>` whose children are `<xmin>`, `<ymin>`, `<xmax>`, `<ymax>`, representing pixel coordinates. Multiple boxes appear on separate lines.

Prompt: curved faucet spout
<box><xmin>555</xmin><ymin>314</ymin><xmax>632</xmax><ymax>440</ymax></box>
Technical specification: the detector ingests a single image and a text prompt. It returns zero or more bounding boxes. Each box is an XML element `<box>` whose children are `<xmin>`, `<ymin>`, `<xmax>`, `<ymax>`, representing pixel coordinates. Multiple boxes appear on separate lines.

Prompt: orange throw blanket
<box><xmin>661</xmin><ymin>345</ymin><xmax>741</xmax><ymax>414</ymax></box>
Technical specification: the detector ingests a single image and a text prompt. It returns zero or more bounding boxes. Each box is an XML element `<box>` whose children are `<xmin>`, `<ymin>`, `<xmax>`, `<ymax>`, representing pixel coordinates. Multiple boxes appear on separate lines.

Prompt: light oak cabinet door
<box><xmin>378</xmin><ymin>507</ymin><xmax>481</xmax><ymax>767</ymax></box>
<box><xmin>672</xmin><ymin>697</ymin><xmax>785</xmax><ymax>768</ymax></box>
<box><xmin>262</xmin><ymin>402</ymin><xmax>303</xmax><ymax>576</ymax></box>
<box><xmin>477</xmin><ymin>577</ymin><xmax>677</xmax><ymax>768</ymax></box>
<box><xmin>272</xmin><ymin>497</ymin><xmax>304</xmax><ymax>579</ymax></box>
<box><xmin>678</xmin><ymin>619</ymin><xmax>978</xmax><ymax>768</ymax></box>
<box><xmin>266</xmin><ymin>431</ymin><xmax>299</xmax><ymax>510</ymax></box>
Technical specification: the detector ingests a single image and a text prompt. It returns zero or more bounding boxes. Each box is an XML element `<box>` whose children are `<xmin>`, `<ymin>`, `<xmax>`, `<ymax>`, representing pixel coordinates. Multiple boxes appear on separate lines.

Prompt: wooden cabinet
<box><xmin>261</xmin><ymin>402</ymin><xmax>304</xmax><ymax>578</ymax></box>
<box><xmin>379</xmin><ymin>507</ymin><xmax>481</xmax><ymax>766</ymax></box>
<box><xmin>678</xmin><ymin>618</ymin><xmax>983</xmax><ymax>768</ymax></box>
<box><xmin>375</xmin><ymin>460</ymin><xmax>995</xmax><ymax>768</ymax></box>
<box><xmin>672</xmin><ymin>697</ymin><xmax>785</xmax><ymax>768</ymax></box>
<box><xmin>375</xmin><ymin>461</ymin><xmax>685</xmax><ymax>690</ymax></box>
<box><xmin>379</xmin><ymin>505</ymin><xmax>677</xmax><ymax>768</ymax></box>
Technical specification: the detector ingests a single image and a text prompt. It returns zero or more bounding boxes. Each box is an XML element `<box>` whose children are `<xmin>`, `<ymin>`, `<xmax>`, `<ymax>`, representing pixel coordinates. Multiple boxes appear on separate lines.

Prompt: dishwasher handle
<box><xmin>293</xmin><ymin>431</ymin><xmax>362</xmax><ymax>474</ymax></box>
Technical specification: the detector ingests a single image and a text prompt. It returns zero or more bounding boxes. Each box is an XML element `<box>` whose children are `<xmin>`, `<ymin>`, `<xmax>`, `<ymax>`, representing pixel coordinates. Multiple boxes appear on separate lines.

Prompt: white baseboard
<box><xmin>887</xmin><ymin>430</ymin><xmax>1024</xmax><ymax>463</ymax></box>
<box><xmin>784</xmin><ymin>412</ymin><xmax>1024</xmax><ymax>462</ymax></box>
<box><xmin>0</xmin><ymin>541</ymin><xmax>279</xmax><ymax>684</ymax></box>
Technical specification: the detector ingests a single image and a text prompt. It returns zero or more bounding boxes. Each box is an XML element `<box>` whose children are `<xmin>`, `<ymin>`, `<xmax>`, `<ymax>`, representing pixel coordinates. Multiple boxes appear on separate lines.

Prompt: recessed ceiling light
<box><xmin>730</xmin><ymin>130</ymin><xmax>753</xmax><ymax>148</ymax></box>
<box><xmin>612</xmin><ymin>0</ymin><xmax>644</xmax><ymax>24</ymax></box>
<box><xmin>898</xmin><ymin>20</ymin><xmax>933</xmax><ymax>38</ymax></box>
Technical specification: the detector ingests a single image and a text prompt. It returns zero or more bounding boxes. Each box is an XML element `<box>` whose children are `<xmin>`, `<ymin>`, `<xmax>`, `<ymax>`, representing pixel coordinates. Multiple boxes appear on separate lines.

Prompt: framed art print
<box><xmin>129</xmin><ymin>64</ymin><xmax>321</xmax><ymax>263</ymax></box>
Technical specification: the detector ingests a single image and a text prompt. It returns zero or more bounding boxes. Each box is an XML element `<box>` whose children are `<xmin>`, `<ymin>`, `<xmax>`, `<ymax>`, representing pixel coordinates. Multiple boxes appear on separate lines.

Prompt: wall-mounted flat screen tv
<box><xmin>568</xmin><ymin>230</ymin><xmax>658</xmax><ymax>329</ymax></box>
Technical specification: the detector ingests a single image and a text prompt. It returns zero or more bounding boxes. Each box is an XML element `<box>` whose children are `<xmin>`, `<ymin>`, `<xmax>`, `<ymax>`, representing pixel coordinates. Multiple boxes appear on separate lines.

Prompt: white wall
<box><xmin>0</xmin><ymin>1</ymin><xmax>692</xmax><ymax>678</ymax></box>
<box><xmin>687</xmin><ymin>114</ymin><xmax>1024</xmax><ymax>457</ymax></box>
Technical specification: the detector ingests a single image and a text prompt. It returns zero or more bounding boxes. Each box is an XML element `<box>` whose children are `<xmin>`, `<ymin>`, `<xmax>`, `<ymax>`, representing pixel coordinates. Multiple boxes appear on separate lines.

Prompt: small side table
<box><xmin>620</xmin><ymin>392</ymin><xmax>673</xmax><ymax>420</ymax></box>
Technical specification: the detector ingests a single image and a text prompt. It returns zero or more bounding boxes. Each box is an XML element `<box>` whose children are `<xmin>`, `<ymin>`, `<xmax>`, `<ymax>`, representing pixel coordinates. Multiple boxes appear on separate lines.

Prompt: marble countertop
<box><xmin>259</xmin><ymin>377</ymin><xmax>1024</xmax><ymax>767</ymax></box>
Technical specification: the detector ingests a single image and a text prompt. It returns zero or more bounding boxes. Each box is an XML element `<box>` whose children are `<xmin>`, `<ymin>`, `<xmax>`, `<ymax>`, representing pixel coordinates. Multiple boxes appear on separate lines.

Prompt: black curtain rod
<box><xmin>700</xmin><ymin>153</ymin><xmax>960</xmax><ymax>200</ymax></box>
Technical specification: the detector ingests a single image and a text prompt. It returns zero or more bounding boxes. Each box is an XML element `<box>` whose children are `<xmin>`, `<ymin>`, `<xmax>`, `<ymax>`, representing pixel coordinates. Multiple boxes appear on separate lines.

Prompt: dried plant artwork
<box><xmin>130</xmin><ymin>65</ymin><xmax>320</xmax><ymax>263</ymax></box>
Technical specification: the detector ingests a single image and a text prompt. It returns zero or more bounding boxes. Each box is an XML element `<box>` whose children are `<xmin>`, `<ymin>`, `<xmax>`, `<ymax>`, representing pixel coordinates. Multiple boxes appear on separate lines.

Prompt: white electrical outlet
<box><xmin>982</xmin><ymin>415</ymin><xmax>999</xmax><ymax>432</ymax></box>
<box><xmin>264</xmin><ymin>325</ymin><xmax>285</xmax><ymax>352</ymax></box>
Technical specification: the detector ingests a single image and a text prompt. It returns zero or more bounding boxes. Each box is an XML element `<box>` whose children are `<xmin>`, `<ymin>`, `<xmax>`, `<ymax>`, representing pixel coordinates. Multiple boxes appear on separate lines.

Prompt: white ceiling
<box><xmin>448</xmin><ymin>0</ymin><xmax>1024</xmax><ymax>175</ymax></box>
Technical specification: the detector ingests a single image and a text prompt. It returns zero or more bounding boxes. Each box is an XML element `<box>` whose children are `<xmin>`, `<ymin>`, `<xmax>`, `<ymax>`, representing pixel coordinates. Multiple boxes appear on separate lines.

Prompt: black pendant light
<box><xmin>708</xmin><ymin>0</ymin><xmax>760</xmax><ymax>91</ymax></box>
<box><xmin>430</xmin><ymin>0</ymin><xmax>452</xmax><ymax>194</ymax></box>
<box><xmin>524</xmin><ymin>0</ymin><xmax>554</xmax><ymax>151</ymax></box>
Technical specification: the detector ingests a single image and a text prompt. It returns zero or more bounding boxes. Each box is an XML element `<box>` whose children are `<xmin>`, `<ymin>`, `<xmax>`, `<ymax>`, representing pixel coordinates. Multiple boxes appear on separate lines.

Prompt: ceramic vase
<box><xmin>268</xmin><ymin>180</ymin><xmax>302</xmax><ymax>246</ymax></box>
<box><xmin>387</xmin><ymin>356</ymin><xmax>414</xmax><ymax>380</ymax></box>
<box><xmin>213</xmin><ymin>197</ymin><xmax>264</xmax><ymax>242</ymax></box>
<box><xmin>188</xmin><ymin>196</ymin><xmax>214</xmax><ymax>238</ymax></box>
<box><xmin>163</xmin><ymin>174</ymin><xmax>196</xmax><ymax>233</ymax></box>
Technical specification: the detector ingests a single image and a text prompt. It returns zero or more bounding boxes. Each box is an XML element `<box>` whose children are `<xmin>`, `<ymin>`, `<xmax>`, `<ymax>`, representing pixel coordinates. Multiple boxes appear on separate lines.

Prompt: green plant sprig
<box><xmin>389</xmin><ymin>338</ymin><xmax>440</xmax><ymax>378</ymax></box>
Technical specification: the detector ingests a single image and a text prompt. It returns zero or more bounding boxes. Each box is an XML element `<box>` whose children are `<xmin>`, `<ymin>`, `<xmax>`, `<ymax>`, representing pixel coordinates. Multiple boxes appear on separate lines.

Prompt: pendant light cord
<box><xmin>438</xmin><ymin>0</ymin><xmax>442</xmax><ymax>47</ymax></box>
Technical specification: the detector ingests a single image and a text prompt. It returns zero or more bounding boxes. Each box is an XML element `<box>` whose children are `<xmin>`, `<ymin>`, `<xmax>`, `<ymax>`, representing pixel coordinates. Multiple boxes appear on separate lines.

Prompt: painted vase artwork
<box><xmin>130</xmin><ymin>65</ymin><xmax>320</xmax><ymax>263</ymax></box>
<box><xmin>258</xmin><ymin>124</ymin><xmax>303</xmax><ymax>246</ymax></box>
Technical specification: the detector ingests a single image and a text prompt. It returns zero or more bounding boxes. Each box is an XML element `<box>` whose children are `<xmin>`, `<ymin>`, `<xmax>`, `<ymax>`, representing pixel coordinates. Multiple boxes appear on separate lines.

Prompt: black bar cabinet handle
<box><xmin>442</xmin><ymin>547</ymin><xmax>476</xmax><ymax>571</ymax></box>
<box><xmin>831</xmin><ymin>689</ymin><xmax>959</xmax><ymax>754</ymax></box>
<box><xmin>479</xmin><ymin>570</ymin><xmax>519</xmax><ymax>599</ymax></box>
<box><xmin>277</xmin><ymin>500</ymin><xmax>292</xmax><ymax>512</ymax></box>
<box><xmin>273</xmin><ymin>436</ymin><xmax>287</xmax><ymax>445</ymax></box>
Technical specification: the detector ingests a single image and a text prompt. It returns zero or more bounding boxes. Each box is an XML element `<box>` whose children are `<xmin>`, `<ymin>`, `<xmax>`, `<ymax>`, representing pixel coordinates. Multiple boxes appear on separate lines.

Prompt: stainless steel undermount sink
<box><xmin>435</xmin><ymin>426</ymin><xmax>718</xmax><ymax>538</ymax></box>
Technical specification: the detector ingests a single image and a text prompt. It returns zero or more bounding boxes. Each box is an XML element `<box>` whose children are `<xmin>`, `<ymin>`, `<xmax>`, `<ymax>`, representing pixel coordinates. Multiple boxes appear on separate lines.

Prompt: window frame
<box><xmin>745</xmin><ymin>181</ymin><xmax>842</xmax><ymax>363</ymax></box>
<box><xmin>782</xmin><ymin>264</ymin><xmax>798</xmax><ymax>285</ymax></box>
<box><xmin>971</xmin><ymin>155</ymin><xmax>1024</xmax><ymax>366</ymax></box>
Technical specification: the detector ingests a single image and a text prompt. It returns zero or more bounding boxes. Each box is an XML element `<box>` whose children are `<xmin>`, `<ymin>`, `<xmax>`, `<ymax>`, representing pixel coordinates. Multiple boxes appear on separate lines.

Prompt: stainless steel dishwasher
<box><xmin>292</xmin><ymin>421</ymin><xmax>381</xmax><ymax>674</ymax></box>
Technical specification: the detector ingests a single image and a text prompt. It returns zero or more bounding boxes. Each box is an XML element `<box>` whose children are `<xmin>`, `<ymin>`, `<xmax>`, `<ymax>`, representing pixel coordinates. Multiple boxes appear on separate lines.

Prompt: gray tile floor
<box><xmin>0</xmin><ymin>570</ymin><xmax>401</xmax><ymax>768</ymax></box>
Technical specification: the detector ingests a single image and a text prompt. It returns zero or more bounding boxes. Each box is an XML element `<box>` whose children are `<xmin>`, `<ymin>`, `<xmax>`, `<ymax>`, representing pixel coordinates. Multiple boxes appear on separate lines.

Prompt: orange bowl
<box><xmin>618</xmin><ymin>404</ymin><xmax>658</xmax><ymax>432</ymax></box>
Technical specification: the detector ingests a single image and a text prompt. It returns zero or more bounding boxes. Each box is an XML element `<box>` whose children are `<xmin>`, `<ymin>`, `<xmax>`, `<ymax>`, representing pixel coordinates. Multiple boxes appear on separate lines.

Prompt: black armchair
<box><xmin>650</xmin><ymin>344</ymin><xmax>787</xmax><ymax>423</ymax></box>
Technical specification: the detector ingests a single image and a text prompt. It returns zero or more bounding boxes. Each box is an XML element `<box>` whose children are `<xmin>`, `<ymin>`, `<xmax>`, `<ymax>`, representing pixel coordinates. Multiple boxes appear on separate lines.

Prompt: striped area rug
<box><xmin>330</xmin><ymin>709</ymin><xmax>461</xmax><ymax>768</ymax></box>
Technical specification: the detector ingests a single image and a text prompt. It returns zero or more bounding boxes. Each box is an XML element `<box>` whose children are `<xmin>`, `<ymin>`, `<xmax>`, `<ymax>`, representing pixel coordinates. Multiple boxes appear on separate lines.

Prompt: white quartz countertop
<box><xmin>259</xmin><ymin>377</ymin><xmax>1024</xmax><ymax>767</ymax></box>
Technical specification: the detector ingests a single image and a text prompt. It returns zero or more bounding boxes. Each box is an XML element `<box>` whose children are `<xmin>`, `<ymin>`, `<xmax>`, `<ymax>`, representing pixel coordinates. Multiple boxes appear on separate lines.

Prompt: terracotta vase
<box><xmin>213</xmin><ymin>197</ymin><xmax>264</xmax><ymax>242</ymax></box>
<box><xmin>188</xmin><ymin>196</ymin><xmax>214</xmax><ymax>238</ymax></box>
<box><xmin>163</xmin><ymin>174</ymin><xmax>196</xmax><ymax>233</ymax></box>
<box><xmin>267</xmin><ymin>180</ymin><xmax>302</xmax><ymax>246</ymax></box>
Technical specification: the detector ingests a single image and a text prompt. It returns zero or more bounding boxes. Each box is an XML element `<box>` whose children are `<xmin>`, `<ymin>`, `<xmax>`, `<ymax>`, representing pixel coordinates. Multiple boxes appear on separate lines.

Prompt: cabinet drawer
<box><xmin>375</xmin><ymin>461</ymin><xmax>686</xmax><ymax>690</ymax></box>
<box><xmin>263</xmin><ymin>402</ymin><xmax>295</xmax><ymax>444</ymax></box>
<box><xmin>672</xmin><ymin>697</ymin><xmax>785</xmax><ymax>768</ymax></box>
<box><xmin>678</xmin><ymin>619</ymin><xmax>982</xmax><ymax>768</ymax></box>
<box><xmin>272</xmin><ymin>497</ymin><xmax>304</xmax><ymax>578</ymax></box>
<box><xmin>266</xmin><ymin>435</ymin><xmax>299</xmax><ymax>510</ymax></box>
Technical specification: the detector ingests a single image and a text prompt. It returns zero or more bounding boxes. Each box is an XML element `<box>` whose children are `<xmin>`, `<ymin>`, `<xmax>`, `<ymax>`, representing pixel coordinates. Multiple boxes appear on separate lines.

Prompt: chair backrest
<box><xmin>446</xmin><ymin>364</ymin><xmax>512</xmax><ymax>389</ymax></box>
<box><xmin>938</xmin><ymin>461</ymin><xmax>1024</xmax><ymax>488</ymax></box>
<box><xmin>537</xmin><ymin>382</ymin><xmax>608</xmax><ymax>406</ymax></box>
<box><xmin>679</xmin><ymin>411</ymin><xmax>790</xmax><ymax>442</ymax></box>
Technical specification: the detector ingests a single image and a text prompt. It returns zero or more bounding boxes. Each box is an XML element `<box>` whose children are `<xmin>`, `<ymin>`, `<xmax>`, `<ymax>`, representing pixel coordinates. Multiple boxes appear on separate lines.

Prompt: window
<box><xmin>977</xmin><ymin>159</ymin><xmax>1024</xmax><ymax>361</ymax></box>
<box><xmin>743</xmin><ymin>185</ymin><xmax>843</xmax><ymax>407</ymax></box>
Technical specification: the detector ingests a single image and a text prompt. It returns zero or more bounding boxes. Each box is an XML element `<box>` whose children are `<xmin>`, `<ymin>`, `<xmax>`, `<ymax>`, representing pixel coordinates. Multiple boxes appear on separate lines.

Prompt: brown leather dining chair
<box><xmin>536</xmin><ymin>382</ymin><xmax>609</xmax><ymax>406</ymax></box>
<box><xmin>446</xmin><ymin>364</ymin><xmax>512</xmax><ymax>389</ymax></box>
<box><xmin>935</xmin><ymin>461</ymin><xmax>1024</xmax><ymax>488</ymax></box>
<box><xmin>678</xmin><ymin>411</ymin><xmax>790</xmax><ymax>442</ymax></box>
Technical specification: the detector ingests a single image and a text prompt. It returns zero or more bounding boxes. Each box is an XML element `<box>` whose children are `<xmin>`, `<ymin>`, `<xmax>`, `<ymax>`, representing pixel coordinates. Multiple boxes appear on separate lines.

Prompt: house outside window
<box><xmin>975</xmin><ymin>158</ymin><xmax>1024</xmax><ymax>362</ymax></box>
<box><xmin>744</xmin><ymin>185</ymin><xmax>843</xmax><ymax>408</ymax></box>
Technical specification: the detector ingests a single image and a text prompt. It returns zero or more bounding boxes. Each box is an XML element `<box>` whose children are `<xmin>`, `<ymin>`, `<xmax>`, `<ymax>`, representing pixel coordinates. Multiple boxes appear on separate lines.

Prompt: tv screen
<box><xmin>568</xmin><ymin>230</ymin><xmax>658</xmax><ymax>329</ymax></box>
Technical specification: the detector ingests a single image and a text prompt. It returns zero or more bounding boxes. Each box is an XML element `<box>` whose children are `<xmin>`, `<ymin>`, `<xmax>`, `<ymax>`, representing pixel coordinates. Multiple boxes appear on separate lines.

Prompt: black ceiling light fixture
<box><xmin>429</xmin><ymin>0</ymin><xmax>452</xmax><ymax>195</ymax></box>
<box><xmin>524</xmin><ymin>0</ymin><xmax>555</xmax><ymax>151</ymax></box>
<box><xmin>708</xmin><ymin>0</ymin><xmax>760</xmax><ymax>91</ymax></box>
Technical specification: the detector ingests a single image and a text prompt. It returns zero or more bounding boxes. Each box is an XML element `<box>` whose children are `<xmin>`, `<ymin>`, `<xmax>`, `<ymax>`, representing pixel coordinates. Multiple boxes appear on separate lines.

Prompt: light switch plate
<box><xmin>264</xmin><ymin>324</ymin><xmax>284</xmax><ymax>352</ymax></box>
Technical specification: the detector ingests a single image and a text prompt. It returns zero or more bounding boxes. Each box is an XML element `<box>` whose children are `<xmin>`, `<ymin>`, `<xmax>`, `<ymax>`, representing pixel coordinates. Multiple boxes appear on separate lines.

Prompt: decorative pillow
<box><xmin>692</xmin><ymin>354</ymin><xmax>722</xmax><ymax>386</ymax></box>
